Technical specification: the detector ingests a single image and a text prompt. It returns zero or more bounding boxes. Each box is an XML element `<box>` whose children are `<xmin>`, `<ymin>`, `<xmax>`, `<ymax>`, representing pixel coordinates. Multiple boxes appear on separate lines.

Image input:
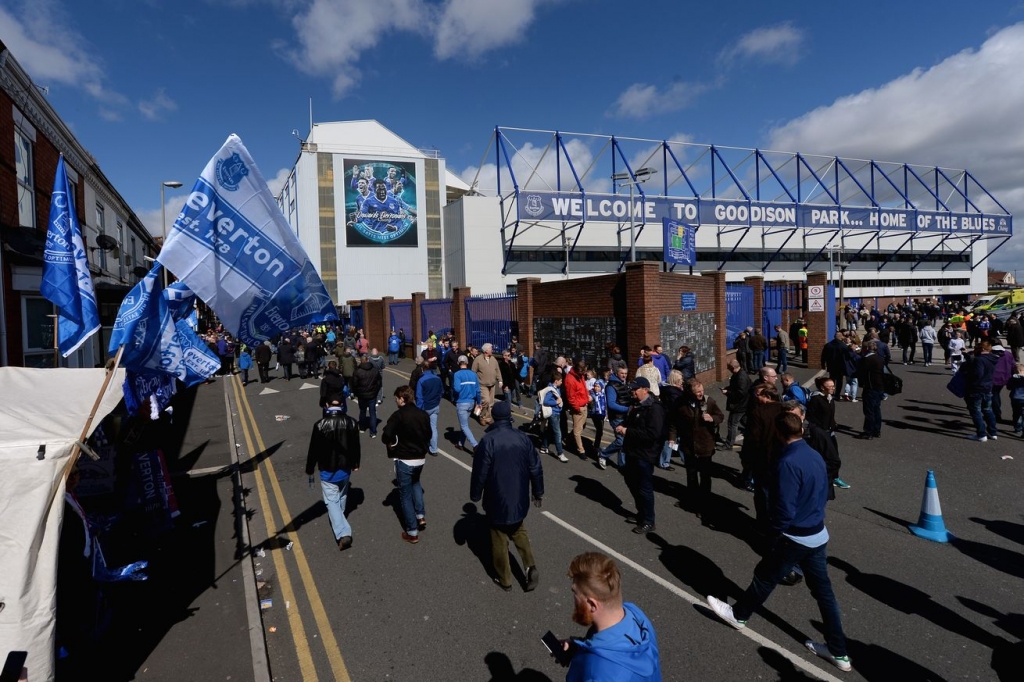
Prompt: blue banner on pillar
<box><xmin>663</xmin><ymin>218</ymin><xmax>696</xmax><ymax>266</ymax></box>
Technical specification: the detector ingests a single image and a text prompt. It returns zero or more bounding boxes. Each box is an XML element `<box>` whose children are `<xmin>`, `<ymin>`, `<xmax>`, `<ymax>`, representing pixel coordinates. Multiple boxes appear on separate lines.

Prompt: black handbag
<box><xmin>882</xmin><ymin>366</ymin><xmax>903</xmax><ymax>395</ymax></box>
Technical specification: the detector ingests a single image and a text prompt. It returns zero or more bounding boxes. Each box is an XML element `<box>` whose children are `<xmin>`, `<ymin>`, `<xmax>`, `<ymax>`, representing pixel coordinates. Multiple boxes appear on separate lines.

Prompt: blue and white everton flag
<box><xmin>108</xmin><ymin>265</ymin><xmax>220</xmax><ymax>386</ymax></box>
<box><xmin>157</xmin><ymin>134</ymin><xmax>338</xmax><ymax>348</ymax></box>
<box><xmin>41</xmin><ymin>156</ymin><xmax>101</xmax><ymax>356</ymax></box>
<box><xmin>164</xmin><ymin>281</ymin><xmax>196</xmax><ymax>322</ymax></box>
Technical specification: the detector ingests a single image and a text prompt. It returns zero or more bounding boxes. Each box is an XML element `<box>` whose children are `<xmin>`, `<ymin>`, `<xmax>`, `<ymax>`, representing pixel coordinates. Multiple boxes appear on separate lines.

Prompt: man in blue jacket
<box><xmin>598</xmin><ymin>366</ymin><xmax>631</xmax><ymax>469</ymax></box>
<box><xmin>387</xmin><ymin>329</ymin><xmax>401</xmax><ymax>365</ymax></box>
<box><xmin>452</xmin><ymin>355</ymin><xmax>482</xmax><ymax>453</ymax></box>
<box><xmin>558</xmin><ymin>551</ymin><xmax>661</xmax><ymax>681</ymax></box>
<box><xmin>469</xmin><ymin>401</ymin><xmax>544</xmax><ymax>592</ymax></box>
<box><xmin>415</xmin><ymin>361</ymin><xmax>443</xmax><ymax>456</ymax></box>
<box><xmin>967</xmin><ymin>340</ymin><xmax>1000</xmax><ymax>442</ymax></box>
<box><xmin>706</xmin><ymin>411</ymin><xmax>852</xmax><ymax>673</ymax></box>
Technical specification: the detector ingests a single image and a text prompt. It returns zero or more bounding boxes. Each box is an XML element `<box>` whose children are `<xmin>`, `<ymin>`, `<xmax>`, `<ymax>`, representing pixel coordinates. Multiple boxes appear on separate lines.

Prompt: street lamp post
<box><xmin>160</xmin><ymin>180</ymin><xmax>183</xmax><ymax>286</ymax></box>
<box><xmin>611</xmin><ymin>167</ymin><xmax>657</xmax><ymax>263</ymax></box>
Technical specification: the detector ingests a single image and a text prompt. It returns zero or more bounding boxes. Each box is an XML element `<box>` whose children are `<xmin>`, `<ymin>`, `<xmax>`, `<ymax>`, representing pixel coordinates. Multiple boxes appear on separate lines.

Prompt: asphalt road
<box><xmin>222</xmin><ymin>358</ymin><xmax>1023</xmax><ymax>682</ymax></box>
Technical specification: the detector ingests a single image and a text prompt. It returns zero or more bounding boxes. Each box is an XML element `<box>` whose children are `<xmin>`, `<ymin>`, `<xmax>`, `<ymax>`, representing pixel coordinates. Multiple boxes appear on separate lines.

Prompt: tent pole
<box><xmin>69</xmin><ymin>344</ymin><xmax>124</xmax><ymax>463</ymax></box>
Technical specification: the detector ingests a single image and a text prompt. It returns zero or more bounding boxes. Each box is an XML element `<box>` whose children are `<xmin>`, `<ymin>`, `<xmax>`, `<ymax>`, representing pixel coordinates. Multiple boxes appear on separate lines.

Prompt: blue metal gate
<box><xmin>420</xmin><ymin>299</ymin><xmax>453</xmax><ymax>340</ymax></box>
<box><xmin>465</xmin><ymin>293</ymin><xmax>518</xmax><ymax>351</ymax></box>
<box><xmin>725</xmin><ymin>283</ymin><xmax>754</xmax><ymax>348</ymax></box>
<box><xmin>389</xmin><ymin>302</ymin><xmax>412</xmax><ymax>338</ymax></box>
<box><xmin>350</xmin><ymin>305</ymin><xmax>363</xmax><ymax>331</ymax></box>
<box><xmin>762</xmin><ymin>283</ymin><xmax>805</xmax><ymax>339</ymax></box>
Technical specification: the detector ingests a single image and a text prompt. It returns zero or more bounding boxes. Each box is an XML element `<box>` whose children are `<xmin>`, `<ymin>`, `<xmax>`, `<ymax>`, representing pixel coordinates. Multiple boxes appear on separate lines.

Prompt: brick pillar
<box><xmin>805</xmin><ymin>272</ymin><xmax>828</xmax><ymax>368</ymax></box>
<box><xmin>703</xmin><ymin>270</ymin><xmax>729</xmax><ymax>382</ymax></box>
<box><xmin>381</xmin><ymin>296</ymin><xmax>394</xmax><ymax>340</ymax></box>
<box><xmin>624</xmin><ymin>262</ymin><xmax>662</xmax><ymax>380</ymax></box>
<box><xmin>410</xmin><ymin>292</ymin><xmax>425</xmax><ymax>359</ymax></box>
<box><xmin>516</xmin><ymin>278</ymin><xmax>541</xmax><ymax>358</ymax></box>
<box><xmin>744</xmin><ymin>275</ymin><xmax>764</xmax><ymax>336</ymax></box>
<box><xmin>452</xmin><ymin>286</ymin><xmax>471</xmax><ymax>348</ymax></box>
<box><xmin>364</xmin><ymin>299</ymin><xmax>386</xmax><ymax>353</ymax></box>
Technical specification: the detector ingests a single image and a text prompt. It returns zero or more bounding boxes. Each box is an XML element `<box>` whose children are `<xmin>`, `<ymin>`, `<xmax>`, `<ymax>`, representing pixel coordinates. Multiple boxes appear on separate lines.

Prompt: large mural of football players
<box><xmin>344</xmin><ymin>159</ymin><xmax>418</xmax><ymax>247</ymax></box>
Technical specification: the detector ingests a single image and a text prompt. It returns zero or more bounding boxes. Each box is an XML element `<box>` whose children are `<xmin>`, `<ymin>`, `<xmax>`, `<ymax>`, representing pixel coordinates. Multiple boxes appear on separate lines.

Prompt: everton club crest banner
<box><xmin>344</xmin><ymin>159</ymin><xmax>418</xmax><ymax>247</ymax></box>
<box><xmin>158</xmin><ymin>135</ymin><xmax>338</xmax><ymax>347</ymax></box>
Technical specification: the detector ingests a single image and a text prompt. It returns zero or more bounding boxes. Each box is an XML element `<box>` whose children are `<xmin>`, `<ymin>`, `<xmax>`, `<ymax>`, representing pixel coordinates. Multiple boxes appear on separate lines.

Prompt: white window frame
<box><xmin>14</xmin><ymin>127</ymin><xmax>35</xmax><ymax>228</ymax></box>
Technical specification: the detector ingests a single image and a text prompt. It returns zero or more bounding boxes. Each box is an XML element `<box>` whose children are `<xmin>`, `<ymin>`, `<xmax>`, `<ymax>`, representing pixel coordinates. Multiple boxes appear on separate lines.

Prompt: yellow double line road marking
<box><xmin>230</xmin><ymin>375</ymin><xmax>351</xmax><ymax>682</ymax></box>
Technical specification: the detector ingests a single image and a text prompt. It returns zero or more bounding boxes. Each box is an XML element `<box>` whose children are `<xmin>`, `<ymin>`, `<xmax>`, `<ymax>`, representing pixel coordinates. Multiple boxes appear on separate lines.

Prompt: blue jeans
<box><xmin>968</xmin><ymin>392</ymin><xmax>998</xmax><ymax>438</ymax></box>
<box><xmin>395</xmin><ymin>461</ymin><xmax>425</xmax><ymax>536</ymax></box>
<box><xmin>1011</xmin><ymin>398</ymin><xmax>1024</xmax><ymax>434</ymax></box>
<box><xmin>922</xmin><ymin>343</ymin><xmax>933</xmax><ymax>365</ymax></box>
<box><xmin>358</xmin><ymin>398</ymin><xmax>378</xmax><ymax>435</ymax></box>
<box><xmin>623</xmin><ymin>456</ymin><xmax>655</xmax><ymax>526</ymax></box>
<box><xmin>320</xmin><ymin>478</ymin><xmax>351</xmax><ymax>540</ymax></box>
<box><xmin>732</xmin><ymin>537</ymin><xmax>847</xmax><ymax>658</ymax></box>
<box><xmin>753</xmin><ymin>350</ymin><xmax>765</xmax><ymax>369</ymax></box>
<box><xmin>776</xmin><ymin>348</ymin><xmax>788</xmax><ymax>373</ymax></box>
<box><xmin>600</xmin><ymin>419</ymin><xmax>626</xmax><ymax>466</ymax></box>
<box><xmin>456</xmin><ymin>402</ymin><xmax>479</xmax><ymax>448</ymax></box>
<box><xmin>862</xmin><ymin>388</ymin><xmax>884</xmax><ymax>436</ymax></box>
<box><xmin>426</xmin><ymin>405</ymin><xmax>439</xmax><ymax>453</ymax></box>
<box><xmin>388</xmin><ymin>351</ymin><xmax>398</xmax><ymax>365</ymax></box>
<box><xmin>844</xmin><ymin>377</ymin><xmax>858</xmax><ymax>400</ymax></box>
<box><xmin>542</xmin><ymin>413</ymin><xmax>563</xmax><ymax>455</ymax></box>
<box><xmin>659</xmin><ymin>439</ymin><xmax>676</xmax><ymax>468</ymax></box>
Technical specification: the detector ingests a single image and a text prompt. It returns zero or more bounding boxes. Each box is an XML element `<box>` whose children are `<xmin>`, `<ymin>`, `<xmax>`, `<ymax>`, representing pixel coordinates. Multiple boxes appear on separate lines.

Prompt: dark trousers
<box><xmin>257</xmin><ymin>362</ymin><xmax>270</xmax><ymax>383</ymax></box>
<box><xmin>357</xmin><ymin>398</ymin><xmax>378</xmax><ymax>435</ymax></box>
<box><xmin>490</xmin><ymin>521</ymin><xmax>536</xmax><ymax>587</ymax></box>
<box><xmin>590</xmin><ymin>414</ymin><xmax>606</xmax><ymax>454</ymax></box>
<box><xmin>685</xmin><ymin>455</ymin><xmax>713</xmax><ymax>513</ymax></box>
<box><xmin>623</xmin><ymin>456</ymin><xmax>655</xmax><ymax>526</ymax></box>
<box><xmin>732</xmin><ymin>538</ymin><xmax>848</xmax><ymax>658</ymax></box>
<box><xmin>862</xmin><ymin>388</ymin><xmax>884</xmax><ymax>436</ymax></box>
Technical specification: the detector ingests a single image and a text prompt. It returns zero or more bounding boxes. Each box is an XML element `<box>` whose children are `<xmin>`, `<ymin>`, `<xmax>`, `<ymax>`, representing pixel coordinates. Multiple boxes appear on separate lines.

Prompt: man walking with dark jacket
<box><xmin>383</xmin><ymin>386</ymin><xmax>433</xmax><ymax>544</ymax></box>
<box><xmin>470</xmin><ymin>401</ymin><xmax>544</xmax><ymax>592</ymax></box>
<box><xmin>254</xmin><ymin>340</ymin><xmax>272</xmax><ymax>383</ymax></box>
<box><xmin>856</xmin><ymin>341</ymin><xmax>885</xmax><ymax>440</ymax></box>
<box><xmin>707</xmin><ymin>411</ymin><xmax>852</xmax><ymax>674</ymax></box>
<box><xmin>967</xmin><ymin>340</ymin><xmax>1001</xmax><ymax>442</ymax></box>
<box><xmin>721</xmin><ymin>359</ymin><xmax>751</xmax><ymax>449</ymax></box>
<box><xmin>319</xmin><ymin>361</ymin><xmax>347</xmax><ymax>412</ymax></box>
<box><xmin>617</xmin><ymin>377</ymin><xmax>666</xmax><ymax>535</ymax></box>
<box><xmin>352</xmin><ymin>354</ymin><xmax>383</xmax><ymax>438</ymax></box>
<box><xmin>306</xmin><ymin>402</ymin><xmax>361</xmax><ymax>550</ymax></box>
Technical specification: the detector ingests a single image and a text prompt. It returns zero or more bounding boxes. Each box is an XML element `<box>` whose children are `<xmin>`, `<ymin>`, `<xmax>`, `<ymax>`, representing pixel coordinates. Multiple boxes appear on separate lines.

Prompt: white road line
<box><xmin>540</xmin><ymin>510</ymin><xmax>845</xmax><ymax>682</ymax></box>
<box><xmin>435</xmin><ymin>447</ymin><xmax>473</xmax><ymax>472</ymax></box>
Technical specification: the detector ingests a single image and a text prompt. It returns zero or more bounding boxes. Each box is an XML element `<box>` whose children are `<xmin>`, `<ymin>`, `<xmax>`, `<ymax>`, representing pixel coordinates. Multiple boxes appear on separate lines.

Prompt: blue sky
<box><xmin>4</xmin><ymin>0</ymin><xmax>1024</xmax><ymax>275</ymax></box>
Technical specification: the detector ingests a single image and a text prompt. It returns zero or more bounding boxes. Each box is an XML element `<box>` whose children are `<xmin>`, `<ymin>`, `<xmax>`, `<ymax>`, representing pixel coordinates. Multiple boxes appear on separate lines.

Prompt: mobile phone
<box><xmin>0</xmin><ymin>651</ymin><xmax>28</xmax><ymax>682</ymax></box>
<box><xmin>541</xmin><ymin>630</ymin><xmax>562</xmax><ymax>655</ymax></box>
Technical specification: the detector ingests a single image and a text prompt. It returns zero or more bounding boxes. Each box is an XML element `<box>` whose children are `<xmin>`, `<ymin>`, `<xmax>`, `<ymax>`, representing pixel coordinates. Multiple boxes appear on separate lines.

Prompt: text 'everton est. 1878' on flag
<box><xmin>108</xmin><ymin>265</ymin><xmax>220</xmax><ymax>386</ymax></box>
<box><xmin>157</xmin><ymin>134</ymin><xmax>337</xmax><ymax>348</ymax></box>
<box><xmin>41</xmin><ymin>155</ymin><xmax>101</xmax><ymax>357</ymax></box>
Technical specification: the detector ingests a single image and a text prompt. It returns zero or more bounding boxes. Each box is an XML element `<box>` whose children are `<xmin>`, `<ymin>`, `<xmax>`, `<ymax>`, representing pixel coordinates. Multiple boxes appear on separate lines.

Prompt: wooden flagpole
<box><xmin>68</xmin><ymin>344</ymin><xmax>125</xmax><ymax>464</ymax></box>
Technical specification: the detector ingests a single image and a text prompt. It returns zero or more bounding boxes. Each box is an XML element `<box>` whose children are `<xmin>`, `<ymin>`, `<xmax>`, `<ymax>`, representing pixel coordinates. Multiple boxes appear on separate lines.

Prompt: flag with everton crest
<box><xmin>156</xmin><ymin>134</ymin><xmax>338</xmax><ymax>348</ymax></box>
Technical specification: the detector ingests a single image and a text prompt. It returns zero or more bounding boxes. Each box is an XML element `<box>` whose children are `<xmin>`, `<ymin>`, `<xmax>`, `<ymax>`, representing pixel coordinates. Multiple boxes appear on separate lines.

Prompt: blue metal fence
<box><xmin>389</xmin><ymin>302</ymin><xmax>412</xmax><ymax>338</ymax></box>
<box><xmin>725</xmin><ymin>283</ymin><xmax>754</xmax><ymax>348</ymax></box>
<box><xmin>465</xmin><ymin>293</ymin><xmax>518</xmax><ymax>351</ymax></box>
<box><xmin>420</xmin><ymin>299</ymin><xmax>453</xmax><ymax>340</ymax></box>
<box><xmin>762</xmin><ymin>283</ymin><xmax>804</xmax><ymax>338</ymax></box>
<box><xmin>350</xmin><ymin>305</ymin><xmax>363</xmax><ymax>331</ymax></box>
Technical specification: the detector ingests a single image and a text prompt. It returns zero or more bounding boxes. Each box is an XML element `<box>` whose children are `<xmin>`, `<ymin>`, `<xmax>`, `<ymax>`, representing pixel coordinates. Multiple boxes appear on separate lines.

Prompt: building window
<box><xmin>22</xmin><ymin>296</ymin><xmax>55</xmax><ymax>367</ymax></box>
<box><xmin>130</xmin><ymin>235</ymin><xmax>138</xmax><ymax>275</ymax></box>
<box><xmin>116</xmin><ymin>220</ymin><xmax>125</xmax><ymax>278</ymax></box>
<box><xmin>95</xmin><ymin>204</ymin><xmax>107</xmax><ymax>271</ymax></box>
<box><xmin>15</xmin><ymin>128</ymin><xmax>35</xmax><ymax>228</ymax></box>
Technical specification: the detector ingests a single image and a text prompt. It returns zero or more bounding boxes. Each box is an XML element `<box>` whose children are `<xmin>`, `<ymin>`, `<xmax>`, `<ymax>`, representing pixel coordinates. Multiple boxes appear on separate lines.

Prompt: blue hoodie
<box><xmin>415</xmin><ymin>371</ymin><xmax>443</xmax><ymax>410</ymax></box>
<box><xmin>452</xmin><ymin>368</ymin><xmax>481</xmax><ymax>405</ymax></box>
<box><xmin>567</xmin><ymin>602</ymin><xmax>661</xmax><ymax>682</ymax></box>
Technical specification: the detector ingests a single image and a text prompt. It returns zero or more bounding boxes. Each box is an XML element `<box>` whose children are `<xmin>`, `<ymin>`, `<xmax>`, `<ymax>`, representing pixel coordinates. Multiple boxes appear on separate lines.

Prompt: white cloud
<box><xmin>766</xmin><ymin>22</ymin><xmax>1024</xmax><ymax>273</ymax></box>
<box><xmin>432</xmin><ymin>0</ymin><xmax>549</xmax><ymax>60</ymax></box>
<box><xmin>0</xmin><ymin>0</ymin><xmax>129</xmax><ymax>107</ymax></box>
<box><xmin>281</xmin><ymin>0</ymin><xmax>428</xmax><ymax>97</ymax></box>
<box><xmin>609</xmin><ymin>81</ymin><xmax>710</xmax><ymax>119</ymax></box>
<box><xmin>459</xmin><ymin>137</ymin><xmax>599</xmax><ymax>195</ymax></box>
<box><xmin>266</xmin><ymin>167</ymin><xmax>290</xmax><ymax>198</ymax></box>
<box><xmin>721</xmin><ymin>21</ymin><xmax>804</xmax><ymax>66</ymax></box>
<box><xmin>138</xmin><ymin>88</ymin><xmax>178</xmax><ymax>121</ymax></box>
<box><xmin>139</xmin><ymin>188</ymin><xmax>191</xmax><ymax>239</ymax></box>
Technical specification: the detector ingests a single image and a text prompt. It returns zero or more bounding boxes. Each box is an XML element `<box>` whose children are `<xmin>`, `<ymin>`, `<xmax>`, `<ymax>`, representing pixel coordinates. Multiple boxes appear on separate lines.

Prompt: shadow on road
<box><xmin>483</xmin><ymin>651</ymin><xmax>553</xmax><ymax>682</ymax></box>
<box><xmin>454</xmin><ymin>503</ymin><xmax>494</xmax><ymax>580</ymax></box>
<box><xmin>970</xmin><ymin>516</ymin><xmax>1024</xmax><ymax>547</ymax></box>
<box><xmin>567</xmin><ymin>474</ymin><xmax>632</xmax><ymax>520</ymax></box>
<box><xmin>756</xmin><ymin>647</ymin><xmax>818</xmax><ymax>681</ymax></box>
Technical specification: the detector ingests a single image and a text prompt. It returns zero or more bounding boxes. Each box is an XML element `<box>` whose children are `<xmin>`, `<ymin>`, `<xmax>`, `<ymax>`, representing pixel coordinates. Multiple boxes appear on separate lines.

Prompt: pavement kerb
<box><xmin>223</xmin><ymin>382</ymin><xmax>272</xmax><ymax>682</ymax></box>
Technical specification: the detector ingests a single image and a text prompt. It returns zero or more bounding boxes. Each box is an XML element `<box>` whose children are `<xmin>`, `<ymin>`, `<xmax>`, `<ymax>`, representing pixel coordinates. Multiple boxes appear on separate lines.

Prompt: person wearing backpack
<box><xmin>306</xmin><ymin>401</ymin><xmax>361</xmax><ymax>551</ymax></box>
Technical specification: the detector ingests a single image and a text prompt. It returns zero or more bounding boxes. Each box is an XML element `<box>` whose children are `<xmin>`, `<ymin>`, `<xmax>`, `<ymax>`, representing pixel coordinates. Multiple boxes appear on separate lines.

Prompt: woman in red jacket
<box><xmin>564</xmin><ymin>359</ymin><xmax>591</xmax><ymax>458</ymax></box>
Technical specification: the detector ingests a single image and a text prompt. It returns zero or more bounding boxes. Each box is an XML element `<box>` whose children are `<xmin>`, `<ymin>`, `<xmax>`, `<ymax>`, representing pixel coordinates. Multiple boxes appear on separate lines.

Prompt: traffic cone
<box><xmin>908</xmin><ymin>470</ymin><xmax>953</xmax><ymax>543</ymax></box>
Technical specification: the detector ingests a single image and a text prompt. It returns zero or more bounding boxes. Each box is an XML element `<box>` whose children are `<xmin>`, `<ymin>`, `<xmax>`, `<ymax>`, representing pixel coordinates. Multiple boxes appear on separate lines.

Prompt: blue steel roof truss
<box><xmin>486</xmin><ymin>128</ymin><xmax>1012</xmax><ymax>276</ymax></box>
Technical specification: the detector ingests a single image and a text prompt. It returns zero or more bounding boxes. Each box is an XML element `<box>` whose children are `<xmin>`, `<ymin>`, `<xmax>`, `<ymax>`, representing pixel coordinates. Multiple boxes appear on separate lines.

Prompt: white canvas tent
<box><xmin>0</xmin><ymin>367</ymin><xmax>125</xmax><ymax>682</ymax></box>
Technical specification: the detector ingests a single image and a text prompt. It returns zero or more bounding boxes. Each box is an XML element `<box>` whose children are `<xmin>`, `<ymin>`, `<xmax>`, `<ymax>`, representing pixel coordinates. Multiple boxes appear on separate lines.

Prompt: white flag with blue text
<box><xmin>157</xmin><ymin>134</ymin><xmax>337</xmax><ymax>348</ymax></box>
<box><xmin>108</xmin><ymin>266</ymin><xmax>220</xmax><ymax>386</ymax></box>
<box><xmin>41</xmin><ymin>156</ymin><xmax>101</xmax><ymax>356</ymax></box>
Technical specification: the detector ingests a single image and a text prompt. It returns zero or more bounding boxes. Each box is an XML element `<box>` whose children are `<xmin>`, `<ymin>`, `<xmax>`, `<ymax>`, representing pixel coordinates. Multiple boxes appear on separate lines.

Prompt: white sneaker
<box><xmin>968</xmin><ymin>434</ymin><xmax>988</xmax><ymax>442</ymax></box>
<box><xmin>805</xmin><ymin>641</ymin><xmax>852</xmax><ymax>672</ymax></box>
<box><xmin>598</xmin><ymin>458</ymin><xmax>608</xmax><ymax>470</ymax></box>
<box><xmin>706</xmin><ymin>595</ymin><xmax>746</xmax><ymax>630</ymax></box>
<box><xmin>990</xmin><ymin>435</ymin><xmax>998</xmax><ymax>441</ymax></box>
<box><xmin>558</xmin><ymin>453</ymin><xmax>569</xmax><ymax>463</ymax></box>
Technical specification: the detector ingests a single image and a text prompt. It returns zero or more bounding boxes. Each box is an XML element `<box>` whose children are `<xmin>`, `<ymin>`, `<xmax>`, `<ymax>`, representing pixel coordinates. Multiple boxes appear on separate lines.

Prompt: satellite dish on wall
<box><xmin>133</xmin><ymin>266</ymin><xmax>149</xmax><ymax>278</ymax></box>
<box><xmin>95</xmin><ymin>234</ymin><xmax>117</xmax><ymax>250</ymax></box>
